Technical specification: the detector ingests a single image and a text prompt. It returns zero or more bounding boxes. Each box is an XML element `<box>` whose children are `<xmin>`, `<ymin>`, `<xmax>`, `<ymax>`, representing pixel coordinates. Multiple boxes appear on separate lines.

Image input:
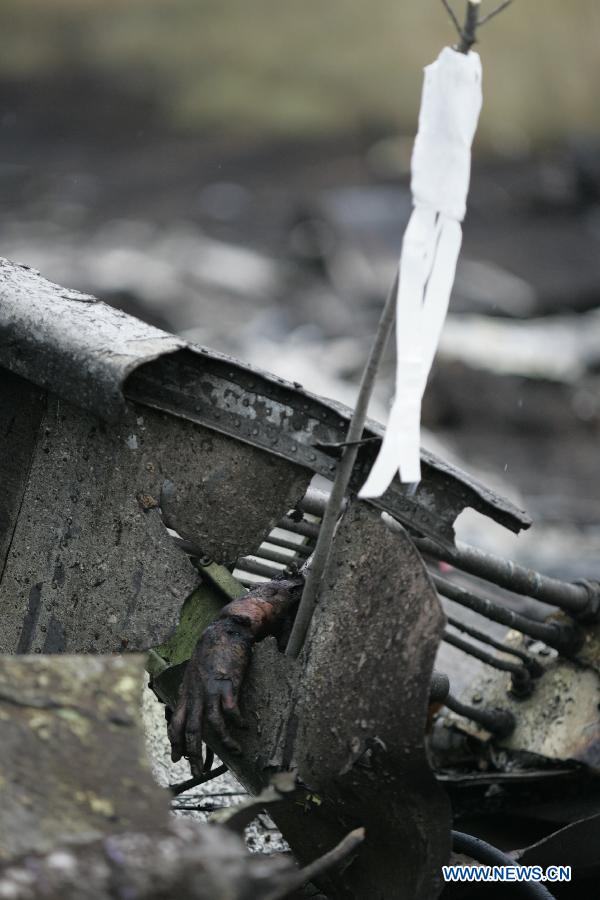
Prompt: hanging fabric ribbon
<box><xmin>359</xmin><ymin>46</ymin><xmax>482</xmax><ymax>498</ymax></box>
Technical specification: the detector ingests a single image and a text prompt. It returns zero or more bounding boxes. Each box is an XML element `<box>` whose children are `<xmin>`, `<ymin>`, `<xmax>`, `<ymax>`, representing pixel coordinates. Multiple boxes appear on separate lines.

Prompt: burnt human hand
<box><xmin>168</xmin><ymin>575</ymin><xmax>304</xmax><ymax>767</ymax></box>
<box><xmin>168</xmin><ymin>618</ymin><xmax>251</xmax><ymax>766</ymax></box>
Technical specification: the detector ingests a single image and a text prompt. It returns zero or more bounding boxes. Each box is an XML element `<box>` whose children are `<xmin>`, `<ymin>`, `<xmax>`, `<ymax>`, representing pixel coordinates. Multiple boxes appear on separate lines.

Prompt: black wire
<box><xmin>169</xmin><ymin>763</ymin><xmax>228</xmax><ymax>796</ymax></box>
<box><xmin>451</xmin><ymin>831</ymin><xmax>556</xmax><ymax>899</ymax></box>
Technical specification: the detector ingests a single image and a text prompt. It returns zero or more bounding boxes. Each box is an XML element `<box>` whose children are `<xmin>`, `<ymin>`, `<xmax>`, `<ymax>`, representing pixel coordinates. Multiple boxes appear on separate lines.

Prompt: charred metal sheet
<box><xmin>127</xmin><ymin>349</ymin><xmax>530</xmax><ymax>547</ymax></box>
<box><xmin>290</xmin><ymin>503</ymin><xmax>450</xmax><ymax>900</ymax></box>
<box><xmin>0</xmin><ymin>258</ymin><xmax>183</xmax><ymax>421</ymax></box>
<box><xmin>0</xmin><ymin>398</ymin><xmax>198</xmax><ymax>653</ymax></box>
<box><xmin>0</xmin><ymin>258</ymin><xmax>529</xmax><ymax>549</ymax></box>
<box><xmin>0</xmin><ymin>393</ymin><xmax>309</xmax><ymax>653</ymax></box>
<box><xmin>156</xmin><ymin>431</ymin><xmax>310</xmax><ymax>566</ymax></box>
<box><xmin>0</xmin><ymin>371</ymin><xmax>46</xmax><ymax>575</ymax></box>
<box><xmin>0</xmin><ymin>654</ymin><xmax>169</xmax><ymax>861</ymax></box>
<box><xmin>451</xmin><ymin>631</ymin><xmax>600</xmax><ymax>770</ymax></box>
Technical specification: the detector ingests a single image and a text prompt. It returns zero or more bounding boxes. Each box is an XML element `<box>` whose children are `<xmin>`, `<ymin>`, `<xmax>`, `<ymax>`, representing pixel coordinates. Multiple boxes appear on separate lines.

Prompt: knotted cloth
<box><xmin>359</xmin><ymin>47</ymin><xmax>482</xmax><ymax>497</ymax></box>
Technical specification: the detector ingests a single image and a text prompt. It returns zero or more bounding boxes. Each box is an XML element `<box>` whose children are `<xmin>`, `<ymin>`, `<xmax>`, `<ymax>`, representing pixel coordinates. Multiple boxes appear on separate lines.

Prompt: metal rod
<box><xmin>298</xmin><ymin>487</ymin><xmax>344</xmax><ymax>518</ymax></box>
<box><xmin>278</xmin><ymin>516</ymin><xmax>320</xmax><ymax>540</ymax></box>
<box><xmin>445</xmin><ymin>694</ymin><xmax>516</xmax><ymax>738</ymax></box>
<box><xmin>446</xmin><ymin>616</ymin><xmax>543</xmax><ymax>677</ymax></box>
<box><xmin>169</xmin><ymin>764</ymin><xmax>228</xmax><ymax>796</ymax></box>
<box><xmin>416</xmin><ymin>536</ymin><xmax>597</xmax><ymax>618</ymax></box>
<box><xmin>237</xmin><ymin>576</ymin><xmax>263</xmax><ymax>588</ymax></box>
<box><xmin>433</xmin><ymin>573</ymin><xmax>583</xmax><ymax>656</ymax></box>
<box><xmin>236</xmin><ymin>557</ymin><xmax>286</xmax><ymax>580</ymax></box>
<box><xmin>286</xmin><ymin>271</ymin><xmax>399</xmax><ymax>658</ymax></box>
<box><xmin>255</xmin><ymin>545</ymin><xmax>298</xmax><ymax>566</ymax></box>
<box><xmin>457</xmin><ymin>0</ymin><xmax>480</xmax><ymax>53</ymax></box>
<box><xmin>478</xmin><ymin>0</ymin><xmax>513</xmax><ymax>29</ymax></box>
<box><xmin>263</xmin><ymin>535</ymin><xmax>312</xmax><ymax>557</ymax></box>
<box><xmin>443</xmin><ymin>630</ymin><xmax>533</xmax><ymax>696</ymax></box>
<box><xmin>430</xmin><ymin>671</ymin><xmax>450</xmax><ymax>704</ymax></box>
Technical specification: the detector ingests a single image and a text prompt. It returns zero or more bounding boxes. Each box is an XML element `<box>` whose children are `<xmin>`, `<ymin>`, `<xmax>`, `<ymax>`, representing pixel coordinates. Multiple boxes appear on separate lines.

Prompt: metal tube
<box><xmin>236</xmin><ymin>576</ymin><xmax>261</xmax><ymax>589</ymax></box>
<box><xmin>255</xmin><ymin>545</ymin><xmax>298</xmax><ymax>566</ymax></box>
<box><xmin>432</xmin><ymin>573</ymin><xmax>583</xmax><ymax>656</ymax></box>
<box><xmin>416</xmin><ymin>536</ymin><xmax>596</xmax><ymax>617</ymax></box>
<box><xmin>443</xmin><ymin>630</ymin><xmax>533</xmax><ymax>696</ymax></box>
<box><xmin>445</xmin><ymin>694</ymin><xmax>516</xmax><ymax>738</ymax></box>
<box><xmin>451</xmin><ymin>831</ymin><xmax>556</xmax><ymax>900</ymax></box>
<box><xmin>446</xmin><ymin>616</ymin><xmax>543</xmax><ymax>677</ymax></box>
<box><xmin>298</xmin><ymin>487</ymin><xmax>345</xmax><ymax>518</ymax></box>
<box><xmin>263</xmin><ymin>536</ymin><xmax>312</xmax><ymax>557</ymax></box>
<box><xmin>429</xmin><ymin>671</ymin><xmax>450</xmax><ymax>704</ymax></box>
<box><xmin>236</xmin><ymin>557</ymin><xmax>285</xmax><ymax>580</ymax></box>
<box><xmin>278</xmin><ymin>516</ymin><xmax>319</xmax><ymax>540</ymax></box>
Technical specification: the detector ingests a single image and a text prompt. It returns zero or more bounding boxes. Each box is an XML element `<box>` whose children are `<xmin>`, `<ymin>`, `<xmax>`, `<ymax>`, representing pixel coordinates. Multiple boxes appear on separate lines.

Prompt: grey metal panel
<box><xmin>293</xmin><ymin>505</ymin><xmax>450</xmax><ymax>900</ymax></box>
<box><xmin>0</xmin><ymin>394</ymin><xmax>310</xmax><ymax>654</ymax></box>
<box><xmin>0</xmin><ymin>258</ymin><xmax>183</xmax><ymax>421</ymax></box>
<box><xmin>0</xmin><ymin>396</ymin><xmax>199</xmax><ymax>654</ymax></box>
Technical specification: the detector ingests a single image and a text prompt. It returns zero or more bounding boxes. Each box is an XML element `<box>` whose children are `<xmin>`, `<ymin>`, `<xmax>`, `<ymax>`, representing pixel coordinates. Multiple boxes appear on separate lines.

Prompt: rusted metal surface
<box><xmin>0</xmin><ymin>399</ymin><xmax>198</xmax><ymax>654</ymax></box>
<box><xmin>0</xmin><ymin>258</ymin><xmax>530</xmax><ymax>551</ymax></box>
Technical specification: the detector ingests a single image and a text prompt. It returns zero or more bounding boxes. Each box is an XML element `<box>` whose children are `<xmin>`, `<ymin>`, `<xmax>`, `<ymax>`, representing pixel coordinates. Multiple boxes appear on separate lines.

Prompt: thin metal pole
<box><xmin>286</xmin><ymin>271</ymin><xmax>399</xmax><ymax>657</ymax></box>
<box><xmin>457</xmin><ymin>1</ymin><xmax>481</xmax><ymax>53</ymax></box>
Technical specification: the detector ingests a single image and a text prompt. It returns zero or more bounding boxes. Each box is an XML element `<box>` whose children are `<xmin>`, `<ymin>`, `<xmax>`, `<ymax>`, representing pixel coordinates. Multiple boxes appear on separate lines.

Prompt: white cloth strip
<box><xmin>359</xmin><ymin>47</ymin><xmax>481</xmax><ymax>498</ymax></box>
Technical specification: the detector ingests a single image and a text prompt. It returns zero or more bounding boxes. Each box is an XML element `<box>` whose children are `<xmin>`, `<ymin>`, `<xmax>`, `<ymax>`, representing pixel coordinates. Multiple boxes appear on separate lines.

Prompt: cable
<box><xmin>169</xmin><ymin>764</ymin><xmax>228</xmax><ymax>796</ymax></box>
<box><xmin>451</xmin><ymin>831</ymin><xmax>556</xmax><ymax>899</ymax></box>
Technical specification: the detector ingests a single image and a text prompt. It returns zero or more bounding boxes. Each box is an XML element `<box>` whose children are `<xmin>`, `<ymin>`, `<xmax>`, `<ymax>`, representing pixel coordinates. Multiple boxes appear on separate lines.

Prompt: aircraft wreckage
<box><xmin>1</xmin><ymin>257</ymin><xmax>600</xmax><ymax>899</ymax></box>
